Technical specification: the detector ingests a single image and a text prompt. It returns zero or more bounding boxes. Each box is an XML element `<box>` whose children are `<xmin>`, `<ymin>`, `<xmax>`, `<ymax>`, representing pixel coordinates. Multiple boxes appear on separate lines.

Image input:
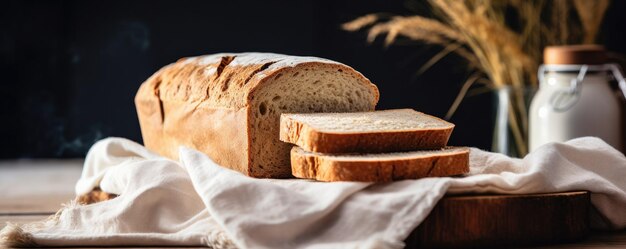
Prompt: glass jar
<box><xmin>529</xmin><ymin>45</ymin><xmax>626</xmax><ymax>152</ymax></box>
<box><xmin>492</xmin><ymin>86</ymin><xmax>535</xmax><ymax>157</ymax></box>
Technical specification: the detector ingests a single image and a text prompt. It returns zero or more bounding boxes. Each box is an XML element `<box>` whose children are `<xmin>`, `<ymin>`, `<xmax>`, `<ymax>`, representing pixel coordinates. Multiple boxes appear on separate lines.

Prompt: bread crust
<box><xmin>135</xmin><ymin>53</ymin><xmax>379</xmax><ymax>178</ymax></box>
<box><xmin>291</xmin><ymin>147</ymin><xmax>469</xmax><ymax>182</ymax></box>
<box><xmin>246</xmin><ymin>62</ymin><xmax>378</xmax><ymax>178</ymax></box>
<box><xmin>280</xmin><ymin>112</ymin><xmax>454</xmax><ymax>153</ymax></box>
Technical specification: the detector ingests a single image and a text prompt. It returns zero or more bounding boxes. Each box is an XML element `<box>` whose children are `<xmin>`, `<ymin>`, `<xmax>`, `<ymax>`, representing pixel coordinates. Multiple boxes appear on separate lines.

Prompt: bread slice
<box><xmin>135</xmin><ymin>53</ymin><xmax>379</xmax><ymax>178</ymax></box>
<box><xmin>280</xmin><ymin>109</ymin><xmax>454</xmax><ymax>153</ymax></box>
<box><xmin>291</xmin><ymin>146</ymin><xmax>469</xmax><ymax>182</ymax></box>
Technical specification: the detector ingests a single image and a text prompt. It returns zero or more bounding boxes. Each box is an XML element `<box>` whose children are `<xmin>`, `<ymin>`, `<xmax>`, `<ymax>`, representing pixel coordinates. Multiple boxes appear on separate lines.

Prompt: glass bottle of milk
<box><xmin>529</xmin><ymin>45</ymin><xmax>626</xmax><ymax>152</ymax></box>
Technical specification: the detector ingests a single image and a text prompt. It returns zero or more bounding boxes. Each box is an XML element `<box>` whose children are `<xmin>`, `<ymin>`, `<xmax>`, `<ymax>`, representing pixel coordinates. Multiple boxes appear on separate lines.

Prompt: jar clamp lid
<box><xmin>540</xmin><ymin>45</ymin><xmax>626</xmax><ymax>111</ymax></box>
<box><xmin>544</xmin><ymin>45</ymin><xmax>608</xmax><ymax>65</ymax></box>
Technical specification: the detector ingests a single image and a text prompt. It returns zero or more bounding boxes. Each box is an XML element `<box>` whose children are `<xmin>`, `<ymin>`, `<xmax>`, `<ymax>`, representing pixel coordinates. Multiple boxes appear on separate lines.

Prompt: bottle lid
<box><xmin>544</xmin><ymin>45</ymin><xmax>608</xmax><ymax>65</ymax></box>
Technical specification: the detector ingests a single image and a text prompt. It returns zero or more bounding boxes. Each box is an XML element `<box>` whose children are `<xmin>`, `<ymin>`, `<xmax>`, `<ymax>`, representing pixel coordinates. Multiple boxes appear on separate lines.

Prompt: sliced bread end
<box><xmin>280</xmin><ymin>109</ymin><xmax>454</xmax><ymax>153</ymax></box>
<box><xmin>291</xmin><ymin>146</ymin><xmax>469</xmax><ymax>182</ymax></box>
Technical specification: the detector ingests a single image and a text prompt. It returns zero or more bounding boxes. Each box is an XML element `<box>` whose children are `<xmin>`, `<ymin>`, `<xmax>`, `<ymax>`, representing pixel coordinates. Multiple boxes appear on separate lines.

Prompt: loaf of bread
<box><xmin>135</xmin><ymin>53</ymin><xmax>379</xmax><ymax>178</ymax></box>
<box><xmin>280</xmin><ymin>109</ymin><xmax>454</xmax><ymax>153</ymax></box>
<box><xmin>291</xmin><ymin>146</ymin><xmax>469</xmax><ymax>182</ymax></box>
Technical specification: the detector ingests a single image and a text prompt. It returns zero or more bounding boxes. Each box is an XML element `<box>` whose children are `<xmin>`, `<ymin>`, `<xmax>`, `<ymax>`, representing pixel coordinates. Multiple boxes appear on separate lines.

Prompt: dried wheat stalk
<box><xmin>344</xmin><ymin>0</ymin><xmax>611</xmax><ymax>156</ymax></box>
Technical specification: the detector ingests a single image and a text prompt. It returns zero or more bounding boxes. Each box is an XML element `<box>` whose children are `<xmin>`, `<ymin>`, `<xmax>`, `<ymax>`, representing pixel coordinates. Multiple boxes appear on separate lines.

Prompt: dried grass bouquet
<box><xmin>344</xmin><ymin>0</ymin><xmax>610</xmax><ymax>155</ymax></box>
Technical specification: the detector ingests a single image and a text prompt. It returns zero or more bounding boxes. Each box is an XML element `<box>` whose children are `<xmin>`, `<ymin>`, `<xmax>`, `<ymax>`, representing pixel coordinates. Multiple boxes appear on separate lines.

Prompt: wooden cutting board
<box><xmin>404</xmin><ymin>191</ymin><xmax>590</xmax><ymax>248</ymax></box>
<box><xmin>80</xmin><ymin>189</ymin><xmax>590</xmax><ymax>248</ymax></box>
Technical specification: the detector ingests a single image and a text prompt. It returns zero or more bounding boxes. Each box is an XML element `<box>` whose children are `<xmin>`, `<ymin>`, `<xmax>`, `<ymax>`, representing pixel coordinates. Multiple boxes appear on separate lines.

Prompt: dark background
<box><xmin>2</xmin><ymin>0</ymin><xmax>625</xmax><ymax>158</ymax></box>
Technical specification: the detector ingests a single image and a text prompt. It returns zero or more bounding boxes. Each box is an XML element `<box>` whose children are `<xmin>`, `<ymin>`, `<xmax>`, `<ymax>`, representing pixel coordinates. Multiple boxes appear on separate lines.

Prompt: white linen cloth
<box><xmin>2</xmin><ymin>136</ymin><xmax>626</xmax><ymax>248</ymax></box>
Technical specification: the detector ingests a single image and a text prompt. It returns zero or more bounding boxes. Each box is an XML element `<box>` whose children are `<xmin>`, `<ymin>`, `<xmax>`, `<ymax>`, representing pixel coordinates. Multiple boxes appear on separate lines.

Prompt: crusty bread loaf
<box><xmin>291</xmin><ymin>146</ymin><xmax>469</xmax><ymax>182</ymax></box>
<box><xmin>135</xmin><ymin>53</ymin><xmax>379</xmax><ymax>178</ymax></box>
<box><xmin>280</xmin><ymin>109</ymin><xmax>454</xmax><ymax>153</ymax></box>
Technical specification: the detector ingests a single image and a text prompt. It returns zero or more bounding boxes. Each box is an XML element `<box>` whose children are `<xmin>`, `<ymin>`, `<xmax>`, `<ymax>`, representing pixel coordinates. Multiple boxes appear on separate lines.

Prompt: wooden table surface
<box><xmin>1</xmin><ymin>160</ymin><xmax>625</xmax><ymax>249</ymax></box>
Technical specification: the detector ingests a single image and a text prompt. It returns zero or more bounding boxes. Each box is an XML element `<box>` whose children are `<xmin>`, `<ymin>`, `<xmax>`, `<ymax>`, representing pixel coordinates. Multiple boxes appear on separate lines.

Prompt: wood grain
<box><xmin>1</xmin><ymin>215</ymin><xmax>51</xmax><ymax>229</ymax></box>
<box><xmin>406</xmin><ymin>191</ymin><xmax>590</xmax><ymax>248</ymax></box>
<box><xmin>0</xmin><ymin>160</ymin><xmax>82</xmax><ymax>213</ymax></box>
<box><xmin>529</xmin><ymin>230</ymin><xmax>626</xmax><ymax>248</ymax></box>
